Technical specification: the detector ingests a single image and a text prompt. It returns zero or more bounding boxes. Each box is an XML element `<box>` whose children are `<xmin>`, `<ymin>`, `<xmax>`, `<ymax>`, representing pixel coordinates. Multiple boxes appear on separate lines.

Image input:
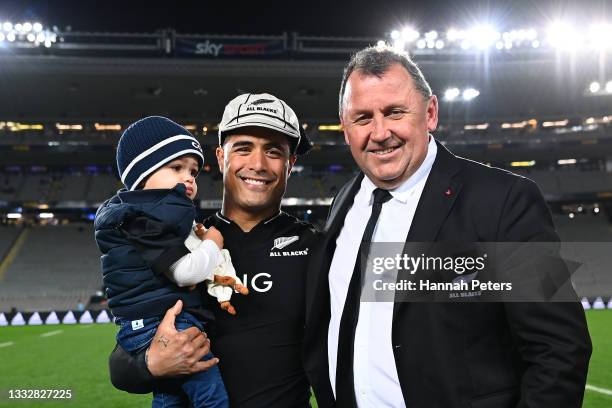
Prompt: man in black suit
<box><xmin>304</xmin><ymin>46</ymin><xmax>591</xmax><ymax>408</ymax></box>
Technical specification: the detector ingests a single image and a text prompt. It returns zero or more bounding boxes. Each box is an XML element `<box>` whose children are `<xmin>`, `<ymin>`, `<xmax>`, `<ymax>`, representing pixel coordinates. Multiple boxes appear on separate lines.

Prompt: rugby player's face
<box><xmin>341</xmin><ymin>63</ymin><xmax>438</xmax><ymax>189</ymax></box>
<box><xmin>216</xmin><ymin>128</ymin><xmax>296</xmax><ymax>213</ymax></box>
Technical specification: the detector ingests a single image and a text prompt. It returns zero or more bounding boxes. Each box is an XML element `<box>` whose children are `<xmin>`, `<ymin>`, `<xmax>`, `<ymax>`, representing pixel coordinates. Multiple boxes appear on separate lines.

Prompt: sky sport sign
<box><xmin>175</xmin><ymin>37</ymin><xmax>286</xmax><ymax>58</ymax></box>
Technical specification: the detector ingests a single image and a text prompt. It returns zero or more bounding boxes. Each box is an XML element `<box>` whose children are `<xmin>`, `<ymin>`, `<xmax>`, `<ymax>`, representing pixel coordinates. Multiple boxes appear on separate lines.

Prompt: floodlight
<box><xmin>462</xmin><ymin>88</ymin><xmax>480</xmax><ymax>101</ymax></box>
<box><xmin>424</xmin><ymin>30</ymin><xmax>438</xmax><ymax>40</ymax></box>
<box><xmin>470</xmin><ymin>25</ymin><xmax>500</xmax><ymax>49</ymax></box>
<box><xmin>547</xmin><ymin>21</ymin><xmax>582</xmax><ymax>51</ymax></box>
<box><xmin>526</xmin><ymin>28</ymin><xmax>537</xmax><ymax>40</ymax></box>
<box><xmin>444</xmin><ymin>88</ymin><xmax>460</xmax><ymax>101</ymax></box>
<box><xmin>588</xmin><ymin>23</ymin><xmax>612</xmax><ymax>50</ymax></box>
<box><xmin>401</xmin><ymin>27</ymin><xmax>419</xmax><ymax>42</ymax></box>
<box><xmin>392</xmin><ymin>39</ymin><xmax>406</xmax><ymax>51</ymax></box>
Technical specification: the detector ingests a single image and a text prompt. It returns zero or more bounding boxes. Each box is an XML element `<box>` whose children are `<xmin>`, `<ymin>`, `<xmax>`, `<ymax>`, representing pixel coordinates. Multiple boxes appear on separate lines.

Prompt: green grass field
<box><xmin>0</xmin><ymin>310</ymin><xmax>610</xmax><ymax>407</ymax></box>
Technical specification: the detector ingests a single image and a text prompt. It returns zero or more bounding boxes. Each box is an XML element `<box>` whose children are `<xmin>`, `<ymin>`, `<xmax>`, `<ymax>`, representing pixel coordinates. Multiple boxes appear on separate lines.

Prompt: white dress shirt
<box><xmin>328</xmin><ymin>137</ymin><xmax>437</xmax><ymax>407</ymax></box>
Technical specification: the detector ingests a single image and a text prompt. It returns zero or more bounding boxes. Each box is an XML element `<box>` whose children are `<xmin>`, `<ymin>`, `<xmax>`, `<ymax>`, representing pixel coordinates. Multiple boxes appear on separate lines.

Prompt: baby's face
<box><xmin>143</xmin><ymin>155</ymin><xmax>199</xmax><ymax>199</ymax></box>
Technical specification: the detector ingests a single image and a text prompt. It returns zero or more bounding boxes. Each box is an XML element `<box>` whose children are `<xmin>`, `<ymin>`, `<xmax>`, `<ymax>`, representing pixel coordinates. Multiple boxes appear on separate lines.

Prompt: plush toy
<box><xmin>194</xmin><ymin>223</ymin><xmax>249</xmax><ymax>314</ymax></box>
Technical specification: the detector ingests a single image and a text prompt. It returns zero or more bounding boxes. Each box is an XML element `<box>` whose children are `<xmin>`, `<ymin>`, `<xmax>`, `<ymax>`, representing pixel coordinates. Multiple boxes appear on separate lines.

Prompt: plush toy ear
<box><xmin>220</xmin><ymin>301</ymin><xmax>236</xmax><ymax>315</ymax></box>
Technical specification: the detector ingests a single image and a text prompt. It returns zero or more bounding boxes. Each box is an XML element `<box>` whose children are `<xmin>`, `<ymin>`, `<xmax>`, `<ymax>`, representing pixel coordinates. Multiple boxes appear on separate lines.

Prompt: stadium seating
<box><xmin>196</xmin><ymin>173</ymin><xmax>224</xmax><ymax>199</ymax></box>
<box><xmin>0</xmin><ymin>225</ymin><xmax>22</xmax><ymax>259</ymax></box>
<box><xmin>86</xmin><ymin>174</ymin><xmax>122</xmax><ymax>203</ymax></box>
<box><xmin>0</xmin><ymin>224</ymin><xmax>102</xmax><ymax>312</ymax></box>
<box><xmin>1</xmin><ymin>167</ymin><xmax>612</xmax><ymax>203</ymax></box>
<box><xmin>0</xmin><ymin>173</ymin><xmax>24</xmax><ymax>202</ymax></box>
<box><xmin>554</xmin><ymin>214</ymin><xmax>612</xmax><ymax>298</ymax></box>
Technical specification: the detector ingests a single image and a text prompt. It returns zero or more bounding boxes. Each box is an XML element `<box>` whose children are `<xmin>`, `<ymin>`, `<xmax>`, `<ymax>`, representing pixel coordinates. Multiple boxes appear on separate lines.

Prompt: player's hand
<box><xmin>145</xmin><ymin>300</ymin><xmax>218</xmax><ymax>377</ymax></box>
<box><xmin>195</xmin><ymin>224</ymin><xmax>224</xmax><ymax>249</ymax></box>
<box><xmin>213</xmin><ymin>275</ymin><xmax>249</xmax><ymax>295</ymax></box>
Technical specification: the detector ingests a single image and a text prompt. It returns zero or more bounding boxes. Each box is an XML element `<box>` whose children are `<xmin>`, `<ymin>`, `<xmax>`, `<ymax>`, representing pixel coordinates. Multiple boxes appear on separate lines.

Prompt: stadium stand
<box><xmin>86</xmin><ymin>174</ymin><xmax>122</xmax><ymax>203</ymax></box>
<box><xmin>0</xmin><ymin>173</ymin><xmax>24</xmax><ymax>201</ymax></box>
<box><xmin>0</xmin><ymin>224</ymin><xmax>102</xmax><ymax>312</ymax></box>
<box><xmin>196</xmin><ymin>173</ymin><xmax>224</xmax><ymax>200</ymax></box>
<box><xmin>3</xmin><ymin>166</ymin><xmax>612</xmax><ymax>203</ymax></box>
<box><xmin>0</xmin><ymin>225</ymin><xmax>23</xmax><ymax>260</ymax></box>
<box><xmin>554</xmin><ymin>215</ymin><xmax>612</xmax><ymax>299</ymax></box>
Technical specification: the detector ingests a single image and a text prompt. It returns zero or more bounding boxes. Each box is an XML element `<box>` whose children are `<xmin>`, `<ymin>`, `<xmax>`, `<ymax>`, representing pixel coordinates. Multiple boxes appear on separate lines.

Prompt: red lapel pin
<box><xmin>444</xmin><ymin>188</ymin><xmax>453</xmax><ymax>197</ymax></box>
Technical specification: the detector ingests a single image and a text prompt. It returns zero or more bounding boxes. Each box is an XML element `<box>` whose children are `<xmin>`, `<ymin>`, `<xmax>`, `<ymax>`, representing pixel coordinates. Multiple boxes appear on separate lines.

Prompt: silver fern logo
<box><xmin>272</xmin><ymin>236</ymin><xmax>299</xmax><ymax>250</ymax></box>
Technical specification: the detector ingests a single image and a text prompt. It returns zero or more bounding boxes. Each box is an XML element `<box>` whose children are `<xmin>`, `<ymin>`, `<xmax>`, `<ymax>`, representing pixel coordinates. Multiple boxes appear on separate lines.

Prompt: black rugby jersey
<box><xmin>203</xmin><ymin>211</ymin><xmax>317</xmax><ymax>408</ymax></box>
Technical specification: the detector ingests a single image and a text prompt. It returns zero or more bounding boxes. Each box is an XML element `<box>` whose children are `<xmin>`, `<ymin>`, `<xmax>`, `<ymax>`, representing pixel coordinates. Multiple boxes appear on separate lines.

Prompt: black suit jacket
<box><xmin>304</xmin><ymin>142</ymin><xmax>591</xmax><ymax>408</ymax></box>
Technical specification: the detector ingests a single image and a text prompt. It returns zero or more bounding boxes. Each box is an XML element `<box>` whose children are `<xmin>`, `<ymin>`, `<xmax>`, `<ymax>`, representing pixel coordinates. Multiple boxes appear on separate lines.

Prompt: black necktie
<box><xmin>336</xmin><ymin>188</ymin><xmax>392</xmax><ymax>407</ymax></box>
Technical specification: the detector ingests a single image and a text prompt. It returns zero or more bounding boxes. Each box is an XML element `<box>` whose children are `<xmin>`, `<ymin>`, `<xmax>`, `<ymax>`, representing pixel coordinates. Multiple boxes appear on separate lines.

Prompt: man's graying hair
<box><xmin>338</xmin><ymin>45</ymin><xmax>433</xmax><ymax>117</ymax></box>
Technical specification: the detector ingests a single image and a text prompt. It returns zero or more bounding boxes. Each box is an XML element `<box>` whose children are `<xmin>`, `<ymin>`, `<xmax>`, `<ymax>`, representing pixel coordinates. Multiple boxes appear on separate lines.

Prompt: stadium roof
<box><xmin>1</xmin><ymin>0</ymin><xmax>611</xmax><ymax>37</ymax></box>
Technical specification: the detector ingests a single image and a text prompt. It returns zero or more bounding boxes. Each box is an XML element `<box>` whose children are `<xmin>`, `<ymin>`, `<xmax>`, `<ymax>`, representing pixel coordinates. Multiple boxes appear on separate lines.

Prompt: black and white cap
<box><xmin>218</xmin><ymin>93</ymin><xmax>304</xmax><ymax>153</ymax></box>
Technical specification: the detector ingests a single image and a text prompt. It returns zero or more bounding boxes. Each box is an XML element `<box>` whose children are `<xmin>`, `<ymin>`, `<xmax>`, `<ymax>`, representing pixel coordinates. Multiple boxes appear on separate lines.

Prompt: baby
<box><xmin>95</xmin><ymin>116</ymin><xmax>246</xmax><ymax>408</ymax></box>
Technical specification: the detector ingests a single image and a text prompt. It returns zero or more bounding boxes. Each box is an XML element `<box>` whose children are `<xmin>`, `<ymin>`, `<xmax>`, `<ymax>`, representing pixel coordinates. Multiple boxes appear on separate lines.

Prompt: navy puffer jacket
<box><xmin>94</xmin><ymin>183</ymin><xmax>203</xmax><ymax>319</ymax></box>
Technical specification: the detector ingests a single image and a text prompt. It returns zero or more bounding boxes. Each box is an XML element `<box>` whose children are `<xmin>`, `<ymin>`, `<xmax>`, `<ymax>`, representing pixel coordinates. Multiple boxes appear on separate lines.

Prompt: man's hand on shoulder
<box><xmin>146</xmin><ymin>300</ymin><xmax>219</xmax><ymax>377</ymax></box>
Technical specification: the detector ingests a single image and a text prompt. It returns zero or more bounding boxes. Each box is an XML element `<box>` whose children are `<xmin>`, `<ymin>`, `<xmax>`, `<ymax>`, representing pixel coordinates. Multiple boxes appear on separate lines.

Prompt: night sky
<box><xmin>0</xmin><ymin>0</ymin><xmax>610</xmax><ymax>36</ymax></box>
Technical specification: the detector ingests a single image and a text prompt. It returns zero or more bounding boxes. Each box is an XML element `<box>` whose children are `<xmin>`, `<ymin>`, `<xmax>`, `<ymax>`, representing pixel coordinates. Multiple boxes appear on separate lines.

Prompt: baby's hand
<box><xmin>194</xmin><ymin>223</ymin><xmax>206</xmax><ymax>240</ymax></box>
<box><xmin>194</xmin><ymin>224</ymin><xmax>224</xmax><ymax>249</ymax></box>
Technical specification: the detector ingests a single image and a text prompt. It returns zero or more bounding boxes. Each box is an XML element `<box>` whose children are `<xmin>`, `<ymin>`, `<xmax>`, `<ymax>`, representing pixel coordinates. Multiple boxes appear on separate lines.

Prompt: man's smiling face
<box><xmin>341</xmin><ymin>63</ymin><xmax>438</xmax><ymax>189</ymax></box>
<box><xmin>216</xmin><ymin>127</ymin><xmax>296</xmax><ymax>214</ymax></box>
